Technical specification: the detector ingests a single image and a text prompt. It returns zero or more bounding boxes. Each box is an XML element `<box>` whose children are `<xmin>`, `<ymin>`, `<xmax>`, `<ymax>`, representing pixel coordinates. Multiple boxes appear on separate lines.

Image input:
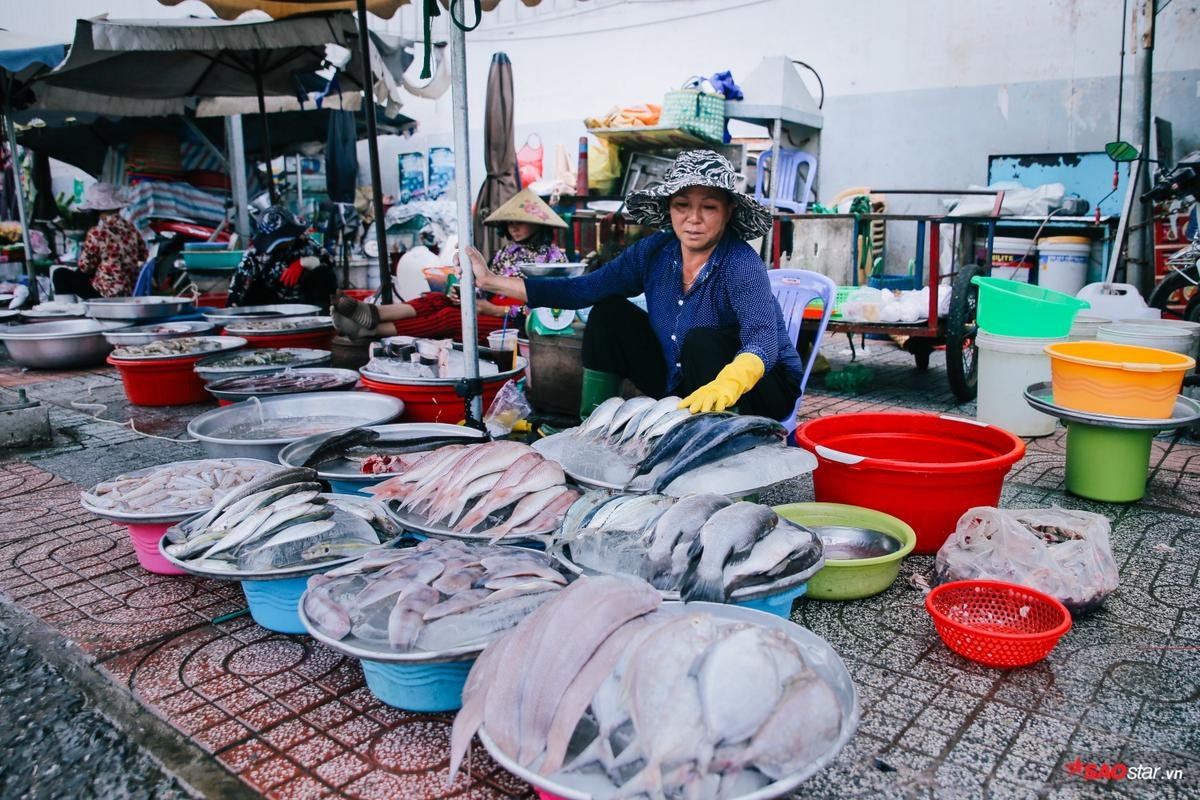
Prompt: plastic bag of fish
<box><xmin>449</xmin><ymin>575</ymin><xmax>851</xmax><ymax>799</ymax></box>
<box><xmin>366</xmin><ymin>441</ymin><xmax>580</xmax><ymax>540</ymax></box>
<box><xmin>162</xmin><ymin>468</ymin><xmax>395</xmax><ymax>572</ymax></box>
<box><xmin>304</xmin><ymin>538</ymin><xmax>571</xmax><ymax>652</ymax></box>
<box><xmin>82</xmin><ymin>458</ymin><xmax>282</xmax><ymax>516</ymax></box>
<box><xmin>558</xmin><ymin>493</ymin><xmax>823</xmax><ymax>602</ymax></box>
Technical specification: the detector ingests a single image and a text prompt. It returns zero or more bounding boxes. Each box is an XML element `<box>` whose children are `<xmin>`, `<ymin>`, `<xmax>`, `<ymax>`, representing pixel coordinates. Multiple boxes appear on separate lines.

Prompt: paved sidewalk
<box><xmin>0</xmin><ymin>341</ymin><xmax>1197</xmax><ymax>799</ymax></box>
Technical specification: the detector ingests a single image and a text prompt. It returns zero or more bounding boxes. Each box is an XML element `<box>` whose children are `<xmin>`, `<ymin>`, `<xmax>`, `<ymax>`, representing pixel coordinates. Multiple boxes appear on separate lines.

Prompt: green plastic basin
<box><xmin>972</xmin><ymin>275</ymin><xmax>1090</xmax><ymax>338</ymax></box>
<box><xmin>773</xmin><ymin>502</ymin><xmax>916</xmax><ymax>601</ymax></box>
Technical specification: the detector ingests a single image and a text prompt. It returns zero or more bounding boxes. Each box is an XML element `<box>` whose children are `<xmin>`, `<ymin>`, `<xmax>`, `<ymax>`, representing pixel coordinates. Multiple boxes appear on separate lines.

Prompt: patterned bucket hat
<box><xmin>254</xmin><ymin>205</ymin><xmax>307</xmax><ymax>253</ymax></box>
<box><xmin>625</xmin><ymin>149</ymin><xmax>771</xmax><ymax>240</ymax></box>
<box><xmin>484</xmin><ymin>188</ymin><xmax>567</xmax><ymax>229</ymax></box>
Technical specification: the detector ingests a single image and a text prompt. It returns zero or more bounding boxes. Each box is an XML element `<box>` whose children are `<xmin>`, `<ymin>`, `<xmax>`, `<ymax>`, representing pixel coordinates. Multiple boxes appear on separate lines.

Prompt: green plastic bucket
<box><xmin>773</xmin><ymin>503</ymin><xmax>916</xmax><ymax>600</ymax></box>
<box><xmin>1064</xmin><ymin>422</ymin><xmax>1154</xmax><ymax>502</ymax></box>
<box><xmin>971</xmin><ymin>276</ymin><xmax>1090</xmax><ymax>338</ymax></box>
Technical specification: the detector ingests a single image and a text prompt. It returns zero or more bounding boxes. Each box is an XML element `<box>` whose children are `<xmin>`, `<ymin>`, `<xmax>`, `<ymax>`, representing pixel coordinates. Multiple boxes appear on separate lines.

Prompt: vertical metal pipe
<box><xmin>225</xmin><ymin>114</ymin><xmax>252</xmax><ymax>241</ymax></box>
<box><xmin>450</xmin><ymin>18</ymin><xmax>481</xmax><ymax>420</ymax></box>
<box><xmin>254</xmin><ymin>69</ymin><xmax>276</xmax><ymax>204</ymax></box>
<box><xmin>763</xmin><ymin>120</ymin><xmax>782</xmax><ymax>265</ymax></box>
<box><xmin>356</xmin><ymin>0</ymin><xmax>394</xmax><ymax>303</ymax></box>
<box><xmin>1127</xmin><ymin>0</ymin><xmax>1156</xmax><ymax>291</ymax></box>
<box><xmin>4</xmin><ymin>114</ymin><xmax>37</xmax><ymax>304</ymax></box>
<box><xmin>295</xmin><ymin>155</ymin><xmax>304</xmax><ymax>213</ymax></box>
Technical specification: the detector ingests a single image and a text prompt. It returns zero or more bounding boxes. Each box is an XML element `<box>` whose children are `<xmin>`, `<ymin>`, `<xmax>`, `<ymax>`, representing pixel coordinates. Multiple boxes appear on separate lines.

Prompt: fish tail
<box><xmin>610</xmin><ymin>761</ymin><xmax>664</xmax><ymax>800</ymax></box>
<box><xmin>681</xmin><ymin>571</ymin><xmax>726</xmax><ymax>603</ymax></box>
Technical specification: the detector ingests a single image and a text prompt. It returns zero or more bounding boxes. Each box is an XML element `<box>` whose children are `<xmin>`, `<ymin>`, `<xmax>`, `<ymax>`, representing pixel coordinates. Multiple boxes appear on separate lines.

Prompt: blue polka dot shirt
<box><xmin>524</xmin><ymin>231</ymin><xmax>803</xmax><ymax>390</ymax></box>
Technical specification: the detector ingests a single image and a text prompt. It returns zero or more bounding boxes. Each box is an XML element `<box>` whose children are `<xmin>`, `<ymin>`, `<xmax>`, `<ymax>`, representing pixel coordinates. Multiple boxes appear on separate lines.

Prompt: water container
<box><xmin>976</xmin><ymin>331</ymin><xmax>1066</xmax><ymax>436</ymax></box>
<box><xmin>1068</xmin><ymin>314</ymin><xmax>1112</xmax><ymax>341</ymax></box>
<box><xmin>1037</xmin><ymin>237</ymin><xmax>1092</xmax><ymax>295</ymax></box>
<box><xmin>1098</xmin><ymin>322</ymin><xmax>1199</xmax><ymax>372</ymax></box>
<box><xmin>977</xmin><ymin>236</ymin><xmax>1037</xmax><ymax>282</ymax></box>
<box><xmin>1075</xmin><ymin>283</ymin><xmax>1161</xmax><ymax>321</ymax></box>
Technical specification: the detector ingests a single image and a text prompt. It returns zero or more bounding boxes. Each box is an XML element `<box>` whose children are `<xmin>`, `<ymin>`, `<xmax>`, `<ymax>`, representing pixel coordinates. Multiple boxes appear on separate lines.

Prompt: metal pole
<box><xmin>225</xmin><ymin>115</ymin><xmax>252</xmax><ymax>241</ymax></box>
<box><xmin>356</xmin><ymin>0</ymin><xmax>394</xmax><ymax>303</ymax></box>
<box><xmin>295</xmin><ymin>155</ymin><xmax>304</xmax><ymax>214</ymax></box>
<box><xmin>1127</xmin><ymin>0</ymin><xmax>1156</xmax><ymax>292</ymax></box>
<box><xmin>763</xmin><ymin>119</ymin><xmax>782</xmax><ymax>265</ymax></box>
<box><xmin>449</xmin><ymin>18</ymin><xmax>481</xmax><ymax>421</ymax></box>
<box><xmin>4</xmin><ymin>114</ymin><xmax>38</xmax><ymax>304</ymax></box>
<box><xmin>254</xmin><ymin>69</ymin><xmax>276</xmax><ymax>204</ymax></box>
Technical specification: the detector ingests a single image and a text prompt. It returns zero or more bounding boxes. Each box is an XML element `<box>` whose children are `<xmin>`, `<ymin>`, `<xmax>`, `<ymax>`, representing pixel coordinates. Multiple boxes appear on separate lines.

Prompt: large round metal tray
<box><xmin>79</xmin><ymin>458</ymin><xmax>285</xmax><ymax>523</ymax></box>
<box><xmin>550</xmin><ymin>537</ymin><xmax>824</xmax><ymax>604</ymax></box>
<box><xmin>516</xmin><ymin>262</ymin><xmax>587</xmax><ymax>279</ymax></box>
<box><xmin>0</xmin><ymin>319</ymin><xmax>129</xmax><ymax>369</ymax></box>
<box><xmin>157</xmin><ymin>496</ymin><xmax>380</xmax><ymax>580</ymax></box>
<box><xmin>222</xmin><ymin>315</ymin><xmax>334</xmax><ymax>335</ymax></box>
<box><xmin>360</xmin><ymin>355</ymin><xmax>526</xmax><ymax>386</ymax></box>
<box><xmin>278</xmin><ymin>422</ymin><xmax>486</xmax><ymax>483</ymax></box>
<box><xmin>84</xmin><ymin>296</ymin><xmax>196</xmax><ymax>321</ymax></box>
<box><xmin>1023</xmin><ymin>381</ymin><xmax>1200</xmax><ymax>431</ymax></box>
<box><xmin>18</xmin><ymin>306</ymin><xmax>87</xmax><ymax>322</ymax></box>
<box><xmin>187</xmin><ymin>391</ymin><xmax>405</xmax><ymax>461</ymax></box>
<box><xmin>109</xmin><ymin>335</ymin><xmax>246</xmax><ymax>362</ymax></box>
<box><xmin>194</xmin><ymin>347</ymin><xmax>332</xmax><ymax>382</ymax></box>
<box><xmin>202</xmin><ymin>304</ymin><xmax>321</xmax><ymax>324</ymax></box>
<box><xmin>478</xmin><ymin>600</ymin><xmax>860</xmax><ymax>800</ymax></box>
<box><xmin>296</xmin><ymin>544</ymin><xmax>565</xmax><ymax>664</ymax></box>
<box><xmin>205</xmin><ymin>368</ymin><xmax>361</xmax><ymax>403</ymax></box>
<box><xmin>103</xmin><ymin>320</ymin><xmax>216</xmax><ymax>346</ymax></box>
<box><xmin>533</xmin><ymin>433</ymin><xmax>817</xmax><ymax>498</ymax></box>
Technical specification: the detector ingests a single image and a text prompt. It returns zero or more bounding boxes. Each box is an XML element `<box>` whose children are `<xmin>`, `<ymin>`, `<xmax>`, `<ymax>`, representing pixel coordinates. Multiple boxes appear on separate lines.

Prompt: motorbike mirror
<box><xmin>1105</xmin><ymin>141</ymin><xmax>1140</xmax><ymax>162</ymax></box>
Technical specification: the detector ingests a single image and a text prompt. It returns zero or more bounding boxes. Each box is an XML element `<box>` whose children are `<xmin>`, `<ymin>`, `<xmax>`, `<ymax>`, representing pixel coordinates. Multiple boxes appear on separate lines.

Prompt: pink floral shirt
<box><xmin>488</xmin><ymin>240</ymin><xmax>567</xmax><ymax>317</ymax></box>
<box><xmin>78</xmin><ymin>215</ymin><xmax>148</xmax><ymax>297</ymax></box>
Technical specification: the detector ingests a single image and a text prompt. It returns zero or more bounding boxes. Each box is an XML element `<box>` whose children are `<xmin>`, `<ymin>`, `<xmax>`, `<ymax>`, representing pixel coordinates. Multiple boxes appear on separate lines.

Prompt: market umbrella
<box><xmin>37</xmin><ymin>13</ymin><xmax>366</xmax><ymax>203</ymax></box>
<box><xmin>472</xmin><ymin>52</ymin><xmax>518</xmax><ymax>260</ymax></box>
<box><xmin>0</xmin><ymin>29</ymin><xmax>68</xmax><ymax>304</ymax></box>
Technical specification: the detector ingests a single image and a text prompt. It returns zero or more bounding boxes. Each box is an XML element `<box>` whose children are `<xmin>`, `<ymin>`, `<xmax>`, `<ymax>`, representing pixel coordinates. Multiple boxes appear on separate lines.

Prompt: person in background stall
<box><xmin>461</xmin><ymin>149</ymin><xmax>803</xmax><ymax>422</ymax></box>
<box><xmin>228</xmin><ymin>205</ymin><xmax>337</xmax><ymax>308</ymax></box>
<box><xmin>52</xmin><ymin>183</ymin><xmax>147</xmax><ymax>300</ymax></box>
<box><xmin>332</xmin><ymin>189</ymin><xmax>567</xmax><ymax>340</ymax></box>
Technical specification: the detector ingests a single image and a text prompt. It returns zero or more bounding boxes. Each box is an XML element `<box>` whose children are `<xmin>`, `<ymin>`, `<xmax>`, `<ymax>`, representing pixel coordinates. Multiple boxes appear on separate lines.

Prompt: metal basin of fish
<box><xmin>384</xmin><ymin>499</ymin><xmax>560</xmax><ymax>544</ymax></box>
<box><xmin>108</xmin><ymin>335</ymin><xmax>246</xmax><ymax>361</ymax></box>
<box><xmin>102</xmin><ymin>320</ymin><xmax>217</xmax><ymax>346</ymax></box>
<box><xmin>478</xmin><ymin>600</ymin><xmax>860</xmax><ymax>800</ymax></box>
<box><xmin>774</xmin><ymin>503</ymin><xmax>916</xmax><ymax>601</ymax></box>
<box><xmin>80</xmin><ymin>458</ymin><xmax>285</xmax><ymax>522</ymax></box>
<box><xmin>0</xmin><ymin>319</ymin><xmax>130</xmax><ymax>369</ymax></box>
<box><xmin>222</xmin><ymin>315</ymin><xmax>334</xmax><ymax>335</ymax></box>
<box><xmin>202</xmin><ymin>303</ymin><xmax>321</xmax><ymax>324</ymax></box>
<box><xmin>205</xmin><ymin>368</ymin><xmax>361</xmax><ymax>403</ymax></box>
<box><xmin>187</xmin><ymin>392</ymin><xmax>405</xmax><ymax>461</ymax></box>
<box><xmin>194</xmin><ymin>347</ymin><xmax>333</xmax><ymax>383</ymax></box>
<box><xmin>84</xmin><ymin>295</ymin><xmax>196</xmax><ymax>321</ymax></box>
<box><xmin>278</xmin><ymin>422</ymin><xmax>486</xmax><ymax>493</ymax></box>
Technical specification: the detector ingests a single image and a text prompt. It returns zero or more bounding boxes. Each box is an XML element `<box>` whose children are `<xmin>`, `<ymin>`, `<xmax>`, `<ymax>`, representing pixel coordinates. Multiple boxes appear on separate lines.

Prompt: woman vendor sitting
<box><xmin>463</xmin><ymin>149</ymin><xmax>802</xmax><ymax>421</ymax></box>
<box><xmin>332</xmin><ymin>188</ymin><xmax>567</xmax><ymax>340</ymax></box>
<box><xmin>228</xmin><ymin>205</ymin><xmax>337</xmax><ymax>308</ymax></box>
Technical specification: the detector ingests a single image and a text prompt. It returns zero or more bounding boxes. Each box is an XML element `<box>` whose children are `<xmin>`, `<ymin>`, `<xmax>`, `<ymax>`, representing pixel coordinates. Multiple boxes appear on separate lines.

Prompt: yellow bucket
<box><xmin>1044</xmin><ymin>341</ymin><xmax>1195</xmax><ymax>419</ymax></box>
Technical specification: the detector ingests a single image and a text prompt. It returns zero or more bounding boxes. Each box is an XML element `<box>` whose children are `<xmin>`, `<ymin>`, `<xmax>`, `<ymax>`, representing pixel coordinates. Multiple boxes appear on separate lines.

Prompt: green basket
<box><xmin>182</xmin><ymin>250</ymin><xmax>244</xmax><ymax>271</ymax></box>
<box><xmin>972</xmin><ymin>276</ymin><xmax>1089</xmax><ymax>337</ymax></box>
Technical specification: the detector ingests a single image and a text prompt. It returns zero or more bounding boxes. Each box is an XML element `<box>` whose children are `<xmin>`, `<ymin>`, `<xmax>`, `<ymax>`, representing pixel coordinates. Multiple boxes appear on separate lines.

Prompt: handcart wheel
<box><xmin>1146</xmin><ymin>263</ymin><xmax>1199</xmax><ymax>319</ymax></box>
<box><xmin>946</xmin><ymin>262</ymin><xmax>983</xmax><ymax>402</ymax></box>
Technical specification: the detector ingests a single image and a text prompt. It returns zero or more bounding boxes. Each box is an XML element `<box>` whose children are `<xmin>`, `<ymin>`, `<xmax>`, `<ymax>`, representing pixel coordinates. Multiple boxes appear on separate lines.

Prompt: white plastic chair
<box><xmin>768</xmin><ymin>268</ymin><xmax>837</xmax><ymax>435</ymax></box>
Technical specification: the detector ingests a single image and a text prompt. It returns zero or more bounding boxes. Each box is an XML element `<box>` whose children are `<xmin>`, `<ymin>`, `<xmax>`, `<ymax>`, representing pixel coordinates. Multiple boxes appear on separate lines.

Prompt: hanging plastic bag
<box><xmin>483</xmin><ymin>379</ymin><xmax>531</xmax><ymax>437</ymax></box>
<box><xmin>934</xmin><ymin>506</ymin><xmax>1119</xmax><ymax>614</ymax></box>
<box><xmin>516</xmin><ymin>134</ymin><xmax>544</xmax><ymax>188</ymax></box>
<box><xmin>587</xmin><ymin>138</ymin><xmax>622</xmax><ymax>196</ymax></box>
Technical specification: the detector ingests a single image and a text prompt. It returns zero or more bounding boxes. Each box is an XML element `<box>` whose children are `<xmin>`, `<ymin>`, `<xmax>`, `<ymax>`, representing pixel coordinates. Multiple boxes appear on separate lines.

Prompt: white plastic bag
<box><xmin>483</xmin><ymin>379</ymin><xmax>531</xmax><ymax>437</ymax></box>
<box><xmin>934</xmin><ymin>506</ymin><xmax>1119</xmax><ymax>614</ymax></box>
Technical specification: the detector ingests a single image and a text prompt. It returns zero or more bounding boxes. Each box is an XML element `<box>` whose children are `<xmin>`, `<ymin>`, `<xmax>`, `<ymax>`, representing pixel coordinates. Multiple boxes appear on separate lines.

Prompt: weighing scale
<box><xmin>517</xmin><ymin>262</ymin><xmax>587</xmax><ymax>336</ymax></box>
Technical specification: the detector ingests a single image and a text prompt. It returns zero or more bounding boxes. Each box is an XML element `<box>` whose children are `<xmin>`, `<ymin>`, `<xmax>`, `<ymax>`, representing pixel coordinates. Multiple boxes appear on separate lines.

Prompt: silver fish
<box><xmin>178</xmin><ymin>468</ymin><xmax>316</xmax><ymax>536</ymax></box>
<box><xmin>452</xmin><ymin>453</ymin><xmax>544</xmax><ymax>530</ymax></box>
<box><xmin>415</xmin><ymin>589</ymin><xmax>554</xmax><ymax>652</ymax></box>
<box><xmin>628</xmin><ymin>396</ymin><xmax>683</xmax><ymax>443</ymax></box>
<box><xmin>722</xmin><ymin>520</ymin><xmax>822</xmax><ymax>594</ymax></box>
<box><xmin>602</xmin><ymin>396</ymin><xmax>656</xmax><ymax>440</ymax></box>
<box><xmin>236</xmin><ymin>519</ymin><xmax>354</xmax><ymax>571</ymax></box>
<box><xmin>388</xmin><ymin>584</ymin><xmax>440</xmax><ymax>649</ymax></box>
<box><xmin>645</xmin><ymin>494</ymin><xmax>731</xmax><ymax>587</ymax></box>
<box><xmin>575</xmin><ymin>396</ymin><xmax>625</xmax><ymax>437</ymax></box>
<box><xmin>483</xmin><ymin>485</ymin><xmax>573</xmax><ymax>541</ymax></box>
<box><xmin>421</xmin><ymin>588</ymin><xmax>492</xmax><ymax>622</ymax></box>
<box><xmin>693</xmin><ymin>627</ymin><xmax>786</xmax><ymax>746</ymax></box>
<box><xmin>680</xmin><ymin>503</ymin><xmax>778</xmax><ymax>602</ymax></box>
<box><xmin>726</xmin><ymin>670</ymin><xmax>842</xmax><ymax>780</ymax></box>
<box><xmin>457</xmin><ymin>459</ymin><xmax>565</xmax><ymax>533</ymax></box>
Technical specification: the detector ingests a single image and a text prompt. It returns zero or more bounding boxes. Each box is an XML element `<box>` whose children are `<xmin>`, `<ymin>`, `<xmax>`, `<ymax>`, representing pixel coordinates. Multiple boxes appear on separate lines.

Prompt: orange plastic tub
<box><xmin>1044</xmin><ymin>341</ymin><xmax>1195</xmax><ymax>419</ymax></box>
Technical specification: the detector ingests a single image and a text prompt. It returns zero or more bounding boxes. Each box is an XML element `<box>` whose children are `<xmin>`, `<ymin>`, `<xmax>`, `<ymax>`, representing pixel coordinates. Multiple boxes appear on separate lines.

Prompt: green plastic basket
<box><xmin>972</xmin><ymin>276</ymin><xmax>1090</xmax><ymax>338</ymax></box>
<box><xmin>182</xmin><ymin>250</ymin><xmax>244</xmax><ymax>271</ymax></box>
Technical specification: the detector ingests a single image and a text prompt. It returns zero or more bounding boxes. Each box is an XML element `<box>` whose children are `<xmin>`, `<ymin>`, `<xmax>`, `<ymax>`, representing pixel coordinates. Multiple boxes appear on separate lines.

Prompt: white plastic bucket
<box><xmin>976</xmin><ymin>331</ymin><xmax>1067</xmax><ymax>436</ymax></box>
<box><xmin>1037</xmin><ymin>237</ymin><xmax>1091</xmax><ymax>295</ymax></box>
<box><xmin>1068</xmin><ymin>313</ymin><xmax>1112</xmax><ymax>341</ymax></box>
<box><xmin>979</xmin><ymin>236</ymin><xmax>1037</xmax><ymax>282</ymax></box>
<box><xmin>1098</xmin><ymin>322</ymin><xmax>1199</xmax><ymax>372</ymax></box>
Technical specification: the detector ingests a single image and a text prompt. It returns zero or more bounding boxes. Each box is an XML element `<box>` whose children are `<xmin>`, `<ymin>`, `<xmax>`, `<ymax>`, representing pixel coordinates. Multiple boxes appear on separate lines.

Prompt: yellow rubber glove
<box><xmin>678</xmin><ymin>353</ymin><xmax>765</xmax><ymax>414</ymax></box>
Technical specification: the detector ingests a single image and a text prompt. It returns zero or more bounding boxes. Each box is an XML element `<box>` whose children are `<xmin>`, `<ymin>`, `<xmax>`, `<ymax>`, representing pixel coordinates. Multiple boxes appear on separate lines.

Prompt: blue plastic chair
<box><xmin>768</xmin><ymin>268</ymin><xmax>836</xmax><ymax>435</ymax></box>
<box><xmin>754</xmin><ymin>148</ymin><xmax>818</xmax><ymax>213</ymax></box>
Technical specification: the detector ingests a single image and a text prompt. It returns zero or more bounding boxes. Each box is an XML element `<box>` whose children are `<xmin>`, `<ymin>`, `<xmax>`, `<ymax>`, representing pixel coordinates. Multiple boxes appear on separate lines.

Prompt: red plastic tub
<box><xmin>107</xmin><ymin>354</ymin><xmax>214</xmax><ymax>406</ymax></box>
<box><xmin>359</xmin><ymin>376</ymin><xmax>508</xmax><ymax>424</ymax></box>
<box><xmin>197</xmin><ymin>291</ymin><xmax>228</xmax><ymax>308</ymax></box>
<box><xmin>795</xmin><ymin>413</ymin><xmax>1025</xmax><ymax>554</ymax></box>
<box><xmin>227</xmin><ymin>329</ymin><xmax>335</xmax><ymax>350</ymax></box>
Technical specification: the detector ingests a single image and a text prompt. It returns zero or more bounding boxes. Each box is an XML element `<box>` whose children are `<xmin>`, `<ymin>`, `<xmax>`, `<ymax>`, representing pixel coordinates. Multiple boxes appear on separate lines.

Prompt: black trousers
<box><xmin>51</xmin><ymin>268</ymin><xmax>100</xmax><ymax>300</ymax></box>
<box><xmin>581</xmin><ymin>297</ymin><xmax>799</xmax><ymax>420</ymax></box>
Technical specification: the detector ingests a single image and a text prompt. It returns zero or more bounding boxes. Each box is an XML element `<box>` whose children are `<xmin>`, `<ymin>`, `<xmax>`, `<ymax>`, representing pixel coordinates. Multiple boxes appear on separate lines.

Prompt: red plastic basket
<box><xmin>925</xmin><ymin>580</ymin><xmax>1071</xmax><ymax>668</ymax></box>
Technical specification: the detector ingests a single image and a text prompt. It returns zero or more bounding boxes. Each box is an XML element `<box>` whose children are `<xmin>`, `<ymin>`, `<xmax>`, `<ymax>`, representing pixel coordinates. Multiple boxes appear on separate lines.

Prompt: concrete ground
<box><xmin>0</xmin><ymin>337</ymin><xmax>1196</xmax><ymax>799</ymax></box>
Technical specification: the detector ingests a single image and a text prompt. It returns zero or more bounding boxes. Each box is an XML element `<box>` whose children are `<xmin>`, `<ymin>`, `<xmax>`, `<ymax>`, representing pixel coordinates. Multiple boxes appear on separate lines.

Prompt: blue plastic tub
<box><xmin>241</xmin><ymin>576</ymin><xmax>309</xmax><ymax>634</ymax></box>
<box><xmin>360</xmin><ymin>658</ymin><xmax>475</xmax><ymax>712</ymax></box>
<box><xmin>732</xmin><ymin>581</ymin><xmax>809</xmax><ymax>618</ymax></box>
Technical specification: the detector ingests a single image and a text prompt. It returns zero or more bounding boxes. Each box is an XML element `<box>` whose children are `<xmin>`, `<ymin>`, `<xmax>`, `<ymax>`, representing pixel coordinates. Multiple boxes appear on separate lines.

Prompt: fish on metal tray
<box><xmin>648</xmin><ymin>415</ymin><xmax>787</xmax><ymax>493</ymax></box>
<box><xmin>680</xmin><ymin>502</ymin><xmax>779</xmax><ymax>602</ymax></box>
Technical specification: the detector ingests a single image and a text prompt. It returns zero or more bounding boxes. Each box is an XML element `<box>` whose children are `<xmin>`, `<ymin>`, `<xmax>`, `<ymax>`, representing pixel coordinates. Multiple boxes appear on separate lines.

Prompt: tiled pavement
<box><xmin>0</xmin><ymin>342</ymin><xmax>1198</xmax><ymax>798</ymax></box>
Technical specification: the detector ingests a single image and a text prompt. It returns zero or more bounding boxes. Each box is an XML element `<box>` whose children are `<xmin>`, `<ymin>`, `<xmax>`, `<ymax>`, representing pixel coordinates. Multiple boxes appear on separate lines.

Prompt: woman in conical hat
<box><xmin>333</xmin><ymin>188</ymin><xmax>567</xmax><ymax>341</ymax></box>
